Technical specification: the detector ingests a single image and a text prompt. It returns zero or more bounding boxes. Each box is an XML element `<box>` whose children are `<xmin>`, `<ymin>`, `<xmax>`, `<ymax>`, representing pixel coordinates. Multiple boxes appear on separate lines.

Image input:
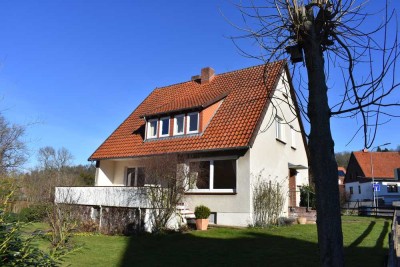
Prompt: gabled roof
<box><xmin>90</xmin><ymin>61</ymin><xmax>288</xmax><ymax>160</ymax></box>
<box><xmin>352</xmin><ymin>151</ymin><xmax>400</xmax><ymax>179</ymax></box>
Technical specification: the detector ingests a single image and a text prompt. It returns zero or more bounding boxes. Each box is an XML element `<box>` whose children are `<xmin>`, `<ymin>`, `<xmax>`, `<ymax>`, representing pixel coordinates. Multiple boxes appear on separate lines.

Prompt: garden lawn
<box><xmin>31</xmin><ymin>216</ymin><xmax>390</xmax><ymax>267</ymax></box>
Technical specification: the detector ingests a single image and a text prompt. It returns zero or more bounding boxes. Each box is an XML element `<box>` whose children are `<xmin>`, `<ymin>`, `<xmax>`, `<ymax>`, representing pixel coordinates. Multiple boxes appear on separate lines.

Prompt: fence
<box><xmin>342</xmin><ymin>200</ymin><xmax>395</xmax><ymax>217</ymax></box>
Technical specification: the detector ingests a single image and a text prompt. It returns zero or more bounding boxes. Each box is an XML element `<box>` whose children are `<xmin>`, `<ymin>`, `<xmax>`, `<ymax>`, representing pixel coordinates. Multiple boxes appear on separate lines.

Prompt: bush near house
<box><xmin>300</xmin><ymin>185</ymin><xmax>316</xmax><ymax>209</ymax></box>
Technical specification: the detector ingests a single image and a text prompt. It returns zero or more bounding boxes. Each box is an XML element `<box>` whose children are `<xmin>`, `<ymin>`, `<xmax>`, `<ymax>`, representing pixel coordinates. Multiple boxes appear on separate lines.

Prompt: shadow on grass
<box><xmin>349</xmin><ymin>221</ymin><xmax>376</xmax><ymax>248</ymax></box>
<box><xmin>118</xmin><ymin>227</ymin><xmax>388</xmax><ymax>267</ymax></box>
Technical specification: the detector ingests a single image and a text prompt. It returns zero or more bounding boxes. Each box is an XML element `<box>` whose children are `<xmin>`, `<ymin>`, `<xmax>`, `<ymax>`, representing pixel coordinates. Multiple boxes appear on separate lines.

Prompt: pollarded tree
<box><xmin>228</xmin><ymin>0</ymin><xmax>399</xmax><ymax>266</ymax></box>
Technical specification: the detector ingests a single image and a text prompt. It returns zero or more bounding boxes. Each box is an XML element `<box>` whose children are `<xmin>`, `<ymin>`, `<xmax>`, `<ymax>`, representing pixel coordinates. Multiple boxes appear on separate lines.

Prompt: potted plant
<box><xmin>194</xmin><ymin>205</ymin><xmax>211</xmax><ymax>230</ymax></box>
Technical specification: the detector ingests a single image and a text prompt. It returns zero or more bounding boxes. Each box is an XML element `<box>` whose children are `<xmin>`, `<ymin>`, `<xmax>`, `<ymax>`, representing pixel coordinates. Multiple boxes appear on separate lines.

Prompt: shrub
<box><xmin>19</xmin><ymin>204</ymin><xmax>48</xmax><ymax>222</ymax></box>
<box><xmin>194</xmin><ymin>205</ymin><xmax>211</xmax><ymax>219</ymax></box>
<box><xmin>0</xmin><ymin>180</ymin><xmax>58</xmax><ymax>266</ymax></box>
<box><xmin>252</xmin><ymin>175</ymin><xmax>285</xmax><ymax>227</ymax></box>
<box><xmin>299</xmin><ymin>185</ymin><xmax>316</xmax><ymax>209</ymax></box>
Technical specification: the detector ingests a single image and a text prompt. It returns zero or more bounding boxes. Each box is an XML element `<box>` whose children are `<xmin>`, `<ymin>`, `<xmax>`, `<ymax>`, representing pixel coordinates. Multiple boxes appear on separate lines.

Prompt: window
<box><xmin>159</xmin><ymin>117</ymin><xmax>170</xmax><ymax>137</ymax></box>
<box><xmin>186</xmin><ymin>112</ymin><xmax>199</xmax><ymax>134</ymax></box>
<box><xmin>290</xmin><ymin>126</ymin><xmax>296</xmax><ymax>148</ymax></box>
<box><xmin>174</xmin><ymin>115</ymin><xmax>185</xmax><ymax>135</ymax></box>
<box><xmin>349</xmin><ymin>186</ymin><xmax>353</xmax><ymax>195</ymax></box>
<box><xmin>126</xmin><ymin>167</ymin><xmax>146</xmax><ymax>187</ymax></box>
<box><xmin>188</xmin><ymin>158</ymin><xmax>236</xmax><ymax>192</ymax></box>
<box><xmin>275</xmin><ymin>116</ymin><xmax>285</xmax><ymax>142</ymax></box>
<box><xmin>147</xmin><ymin>119</ymin><xmax>158</xmax><ymax>139</ymax></box>
<box><xmin>387</xmin><ymin>184</ymin><xmax>398</xmax><ymax>193</ymax></box>
<box><xmin>358</xmin><ymin>186</ymin><xmax>361</xmax><ymax>194</ymax></box>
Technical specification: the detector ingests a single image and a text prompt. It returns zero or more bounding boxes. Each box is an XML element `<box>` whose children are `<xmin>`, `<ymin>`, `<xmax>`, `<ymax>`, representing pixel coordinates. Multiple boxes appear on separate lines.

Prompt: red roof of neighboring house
<box><xmin>90</xmin><ymin>61</ymin><xmax>287</xmax><ymax>160</ymax></box>
<box><xmin>353</xmin><ymin>151</ymin><xmax>400</xmax><ymax>179</ymax></box>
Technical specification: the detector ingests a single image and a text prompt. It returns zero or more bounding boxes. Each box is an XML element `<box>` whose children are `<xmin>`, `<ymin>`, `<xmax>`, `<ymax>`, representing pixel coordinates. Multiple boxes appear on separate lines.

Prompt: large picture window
<box><xmin>188</xmin><ymin>158</ymin><xmax>236</xmax><ymax>193</ymax></box>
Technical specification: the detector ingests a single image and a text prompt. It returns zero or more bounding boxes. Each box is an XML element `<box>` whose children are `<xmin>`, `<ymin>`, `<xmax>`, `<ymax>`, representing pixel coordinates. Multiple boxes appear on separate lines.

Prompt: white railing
<box><xmin>55</xmin><ymin>186</ymin><xmax>151</xmax><ymax>208</ymax></box>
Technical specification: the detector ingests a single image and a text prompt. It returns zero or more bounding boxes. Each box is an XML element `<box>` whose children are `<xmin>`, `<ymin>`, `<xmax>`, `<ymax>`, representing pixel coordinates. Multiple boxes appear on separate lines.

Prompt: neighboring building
<box><xmin>344</xmin><ymin>151</ymin><xmax>400</xmax><ymax>205</ymax></box>
<box><xmin>338</xmin><ymin>166</ymin><xmax>346</xmax><ymax>194</ymax></box>
<box><xmin>56</xmin><ymin>61</ymin><xmax>309</xmax><ymax>229</ymax></box>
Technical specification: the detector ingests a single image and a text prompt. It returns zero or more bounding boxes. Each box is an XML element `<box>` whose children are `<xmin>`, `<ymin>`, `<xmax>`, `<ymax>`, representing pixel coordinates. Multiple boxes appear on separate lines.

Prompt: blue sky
<box><xmin>0</xmin><ymin>1</ymin><xmax>398</xmax><ymax>170</ymax></box>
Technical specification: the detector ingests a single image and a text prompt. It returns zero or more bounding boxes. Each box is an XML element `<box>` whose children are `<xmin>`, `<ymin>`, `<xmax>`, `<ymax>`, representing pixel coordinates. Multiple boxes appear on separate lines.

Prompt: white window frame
<box><xmin>159</xmin><ymin>117</ymin><xmax>170</xmax><ymax>137</ymax></box>
<box><xmin>147</xmin><ymin>119</ymin><xmax>158</xmax><ymax>139</ymax></box>
<box><xmin>290</xmin><ymin>126</ymin><xmax>296</xmax><ymax>149</ymax></box>
<box><xmin>186</xmin><ymin>156</ymin><xmax>237</xmax><ymax>193</ymax></box>
<box><xmin>174</xmin><ymin>115</ymin><xmax>185</xmax><ymax>136</ymax></box>
<box><xmin>186</xmin><ymin>112</ymin><xmax>199</xmax><ymax>134</ymax></box>
<box><xmin>275</xmin><ymin>116</ymin><xmax>285</xmax><ymax>142</ymax></box>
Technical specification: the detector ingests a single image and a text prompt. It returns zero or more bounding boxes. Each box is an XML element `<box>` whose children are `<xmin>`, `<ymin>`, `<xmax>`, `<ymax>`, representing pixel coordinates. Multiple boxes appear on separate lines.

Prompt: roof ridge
<box><xmin>153</xmin><ymin>60</ymin><xmax>285</xmax><ymax>92</ymax></box>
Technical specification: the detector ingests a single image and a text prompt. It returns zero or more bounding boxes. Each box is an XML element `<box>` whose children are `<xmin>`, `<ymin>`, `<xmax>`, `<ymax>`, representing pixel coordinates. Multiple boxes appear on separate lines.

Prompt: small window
<box><xmin>174</xmin><ymin>115</ymin><xmax>184</xmax><ymax>135</ymax></box>
<box><xmin>275</xmin><ymin>116</ymin><xmax>285</xmax><ymax>142</ymax></box>
<box><xmin>290</xmin><ymin>126</ymin><xmax>296</xmax><ymax>149</ymax></box>
<box><xmin>160</xmin><ymin>117</ymin><xmax>170</xmax><ymax>137</ymax></box>
<box><xmin>349</xmin><ymin>186</ymin><xmax>353</xmax><ymax>195</ymax></box>
<box><xmin>187</xmin><ymin>112</ymin><xmax>199</xmax><ymax>134</ymax></box>
<box><xmin>147</xmin><ymin>119</ymin><xmax>158</xmax><ymax>139</ymax></box>
<box><xmin>358</xmin><ymin>186</ymin><xmax>361</xmax><ymax>194</ymax></box>
<box><xmin>387</xmin><ymin>184</ymin><xmax>398</xmax><ymax>193</ymax></box>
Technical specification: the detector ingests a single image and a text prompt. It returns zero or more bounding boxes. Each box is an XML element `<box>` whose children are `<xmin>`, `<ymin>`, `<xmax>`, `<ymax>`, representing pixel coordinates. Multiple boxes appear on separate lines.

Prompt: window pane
<box><xmin>188</xmin><ymin>113</ymin><xmax>198</xmax><ymax>132</ymax></box>
<box><xmin>148</xmin><ymin>120</ymin><xmax>157</xmax><ymax>137</ymax></box>
<box><xmin>127</xmin><ymin>168</ymin><xmax>136</xmax><ymax>186</ymax></box>
<box><xmin>189</xmin><ymin>161</ymin><xmax>210</xmax><ymax>189</ymax></box>
<box><xmin>214</xmin><ymin>160</ymin><xmax>236</xmax><ymax>189</ymax></box>
<box><xmin>137</xmin><ymin>167</ymin><xmax>146</xmax><ymax>187</ymax></box>
<box><xmin>176</xmin><ymin>116</ymin><xmax>184</xmax><ymax>134</ymax></box>
<box><xmin>161</xmin><ymin>118</ymin><xmax>169</xmax><ymax>136</ymax></box>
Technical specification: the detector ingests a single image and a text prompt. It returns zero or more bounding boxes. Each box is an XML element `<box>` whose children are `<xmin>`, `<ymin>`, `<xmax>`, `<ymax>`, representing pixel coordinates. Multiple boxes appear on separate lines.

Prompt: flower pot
<box><xmin>297</xmin><ymin>217</ymin><xmax>307</xmax><ymax>225</ymax></box>
<box><xmin>196</xmin><ymin>218</ymin><xmax>209</xmax><ymax>230</ymax></box>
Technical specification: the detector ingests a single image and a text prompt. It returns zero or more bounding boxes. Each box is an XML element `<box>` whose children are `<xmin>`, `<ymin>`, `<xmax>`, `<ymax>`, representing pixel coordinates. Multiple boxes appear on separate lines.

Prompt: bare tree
<box><xmin>140</xmin><ymin>155</ymin><xmax>188</xmax><ymax>233</ymax></box>
<box><xmin>228</xmin><ymin>0</ymin><xmax>399</xmax><ymax>265</ymax></box>
<box><xmin>37</xmin><ymin>146</ymin><xmax>73</xmax><ymax>171</ymax></box>
<box><xmin>0</xmin><ymin>114</ymin><xmax>27</xmax><ymax>175</ymax></box>
<box><xmin>24</xmin><ymin>146</ymin><xmax>75</xmax><ymax>203</ymax></box>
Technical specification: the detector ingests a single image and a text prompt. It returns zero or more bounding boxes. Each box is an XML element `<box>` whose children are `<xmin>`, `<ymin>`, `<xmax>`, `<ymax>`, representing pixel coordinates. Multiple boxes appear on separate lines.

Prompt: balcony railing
<box><xmin>55</xmin><ymin>186</ymin><xmax>151</xmax><ymax>208</ymax></box>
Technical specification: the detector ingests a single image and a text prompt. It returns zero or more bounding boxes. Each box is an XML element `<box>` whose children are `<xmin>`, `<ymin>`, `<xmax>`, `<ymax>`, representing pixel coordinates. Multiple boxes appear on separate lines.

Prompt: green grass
<box><xmin>28</xmin><ymin>216</ymin><xmax>390</xmax><ymax>267</ymax></box>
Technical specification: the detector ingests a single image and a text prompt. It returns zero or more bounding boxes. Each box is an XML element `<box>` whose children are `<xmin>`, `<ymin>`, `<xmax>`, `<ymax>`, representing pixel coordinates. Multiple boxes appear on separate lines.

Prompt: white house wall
<box><xmin>96</xmin><ymin>160</ymin><xmax>115</xmax><ymax>186</ymax></box>
<box><xmin>184</xmin><ymin>150</ymin><xmax>252</xmax><ymax>226</ymax></box>
<box><xmin>249</xmin><ymin>71</ymin><xmax>309</xmax><ymax>216</ymax></box>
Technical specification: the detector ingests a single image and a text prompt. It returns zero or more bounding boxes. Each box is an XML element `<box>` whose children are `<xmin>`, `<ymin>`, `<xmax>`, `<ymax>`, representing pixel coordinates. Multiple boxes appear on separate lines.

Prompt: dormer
<box><xmin>142</xmin><ymin>97</ymin><xmax>224</xmax><ymax>141</ymax></box>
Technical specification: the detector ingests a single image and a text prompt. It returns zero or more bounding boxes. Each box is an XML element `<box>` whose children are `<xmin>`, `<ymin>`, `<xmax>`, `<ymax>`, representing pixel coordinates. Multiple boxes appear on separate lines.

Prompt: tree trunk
<box><xmin>304</xmin><ymin>22</ymin><xmax>345</xmax><ymax>267</ymax></box>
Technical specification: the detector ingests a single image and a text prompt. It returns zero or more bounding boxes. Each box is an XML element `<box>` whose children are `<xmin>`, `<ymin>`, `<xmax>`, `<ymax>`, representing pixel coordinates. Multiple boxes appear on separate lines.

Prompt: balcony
<box><xmin>55</xmin><ymin>186</ymin><xmax>151</xmax><ymax>208</ymax></box>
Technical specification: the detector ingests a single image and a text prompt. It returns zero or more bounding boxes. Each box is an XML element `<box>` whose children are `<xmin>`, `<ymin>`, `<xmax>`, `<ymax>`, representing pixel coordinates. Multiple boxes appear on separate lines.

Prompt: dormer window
<box><xmin>187</xmin><ymin>112</ymin><xmax>199</xmax><ymax>134</ymax></box>
<box><xmin>174</xmin><ymin>115</ymin><xmax>185</xmax><ymax>135</ymax></box>
<box><xmin>160</xmin><ymin>117</ymin><xmax>170</xmax><ymax>137</ymax></box>
<box><xmin>147</xmin><ymin>119</ymin><xmax>158</xmax><ymax>139</ymax></box>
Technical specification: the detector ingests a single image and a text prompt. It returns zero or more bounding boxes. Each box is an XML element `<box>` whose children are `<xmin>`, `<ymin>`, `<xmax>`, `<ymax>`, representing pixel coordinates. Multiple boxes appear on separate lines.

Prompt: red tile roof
<box><xmin>90</xmin><ymin>61</ymin><xmax>286</xmax><ymax>160</ymax></box>
<box><xmin>353</xmin><ymin>151</ymin><xmax>400</xmax><ymax>179</ymax></box>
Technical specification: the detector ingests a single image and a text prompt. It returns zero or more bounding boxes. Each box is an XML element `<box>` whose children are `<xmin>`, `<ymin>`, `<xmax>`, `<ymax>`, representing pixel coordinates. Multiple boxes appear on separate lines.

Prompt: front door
<box><xmin>288</xmin><ymin>168</ymin><xmax>298</xmax><ymax>207</ymax></box>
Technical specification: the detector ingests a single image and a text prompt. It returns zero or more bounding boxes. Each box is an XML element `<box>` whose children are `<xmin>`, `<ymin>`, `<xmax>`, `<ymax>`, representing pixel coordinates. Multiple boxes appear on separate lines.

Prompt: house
<box><xmin>55</xmin><ymin>61</ymin><xmax>309</xmax><ymax>230</ymax></box>
<box><xmin>338</xmin><ymin>166</ymin><xmax>346</xmax><ymax>196</ymax></box>
<box><xmin>344</xmin><ymin>151</ymin><xmax>400</xmax><ymax>206</ymax></box>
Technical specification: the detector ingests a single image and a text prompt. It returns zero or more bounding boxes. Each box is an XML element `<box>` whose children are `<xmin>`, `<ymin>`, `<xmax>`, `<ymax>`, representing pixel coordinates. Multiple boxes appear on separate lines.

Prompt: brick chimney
<box><xmin>201</xmin><ymin>67</ymin><xmax>215</xmax><ymax>84</ymax></box>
